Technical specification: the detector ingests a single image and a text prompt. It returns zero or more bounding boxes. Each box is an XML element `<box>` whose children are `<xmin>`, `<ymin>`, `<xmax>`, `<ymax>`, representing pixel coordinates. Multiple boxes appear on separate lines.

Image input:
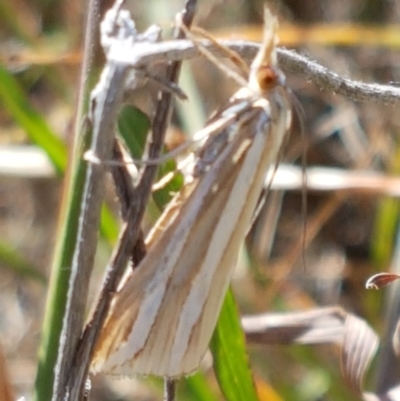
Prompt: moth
<box><xmin>91</xmin><ymin>9</ymin><xmax>292</xmax><ymax>378</ymax></box>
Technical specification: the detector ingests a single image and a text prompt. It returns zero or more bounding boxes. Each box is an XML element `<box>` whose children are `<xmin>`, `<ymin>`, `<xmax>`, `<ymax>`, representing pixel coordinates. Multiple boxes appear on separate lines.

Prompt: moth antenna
<box><xmin>285</xmin><ymin>90</ymin><xmax>308</xmax><ymax>271</ymax></box>
<box><xmin>299</xmin><ymin>102</ymin><xmax>308</xmax><ymax>272</ymax></box>
<box><xmin>282</xmin><ymin>88</ymin><xmax>308</xmax><ymax>273</ymax></box>
<box><xmin>285</xmin><ymin>89</ymin><xmax>308</xmax><ymax>272</ymax></box>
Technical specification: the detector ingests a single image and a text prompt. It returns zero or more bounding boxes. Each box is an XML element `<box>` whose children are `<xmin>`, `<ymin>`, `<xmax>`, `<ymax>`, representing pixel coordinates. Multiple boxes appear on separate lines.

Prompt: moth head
<box><xmin>248</xmin><ymin>7</ymin><xmax>281</xmax><ymax>93</ymax></box>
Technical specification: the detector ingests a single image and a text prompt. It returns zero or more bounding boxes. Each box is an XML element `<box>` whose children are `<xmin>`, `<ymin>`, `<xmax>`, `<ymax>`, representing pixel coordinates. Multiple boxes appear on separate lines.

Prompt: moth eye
<box><xmin>257</xmin><ymin>66</ymin><xmax>281</xmax><ymax>91</ymax></box>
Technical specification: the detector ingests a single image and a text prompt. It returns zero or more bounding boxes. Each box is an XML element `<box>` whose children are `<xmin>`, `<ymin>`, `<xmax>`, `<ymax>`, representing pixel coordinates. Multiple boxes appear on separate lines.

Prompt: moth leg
<box><xmin>189</xmin><ymin>25</ymin><xmax>249</xmax><ymax>76</ymax></box>
<box><xmin>177</xmin><ymin>15</ymin><xmax>249</xmax><ymax>88</ymax></box>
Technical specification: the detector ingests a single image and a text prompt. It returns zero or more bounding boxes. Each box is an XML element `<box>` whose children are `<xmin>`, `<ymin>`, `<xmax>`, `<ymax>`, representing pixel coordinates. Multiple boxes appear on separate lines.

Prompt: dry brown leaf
<box><xmin>242</xmin><ymin>306</ymin><xmax>379</xmax><ymax>396</ymax></box>
<box><xmin>366</xmin><ymin>273</ymin><xmax>400</xmax><ymax>290</ymax></box>
<box><xmin>242</xmin><ymin>307</ymin><xmax>345</xmax><ymax>345</ymax></box>
<box><xmin>341</xmin><ymin>313</ymin><xmax>379</xmax><ymax>392</ymax></box>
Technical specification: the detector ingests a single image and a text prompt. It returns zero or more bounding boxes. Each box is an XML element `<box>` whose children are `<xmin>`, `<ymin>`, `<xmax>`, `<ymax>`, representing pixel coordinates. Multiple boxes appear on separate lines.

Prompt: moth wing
<box><xmin>91</xmin><ymin>98</ymin><xmax>290</xmax><ymax>377</ymax></box>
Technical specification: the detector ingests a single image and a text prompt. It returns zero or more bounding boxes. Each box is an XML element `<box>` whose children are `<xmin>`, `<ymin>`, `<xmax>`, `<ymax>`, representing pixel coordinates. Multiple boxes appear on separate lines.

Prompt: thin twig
<box><xmin>62</xmin><ymin>2</ymin><xmax>197</xmax><ymax>400</ymax></box>
<box><xmin>110</xmin><ymin>139</ymin><xmax>136</xmax><ymax>218</ymax></box>
<box><xmin>34</xmin><ymin>0</ymin><xmax>103</xmax><ymax>398</ymax></box>
<box><xmin>164</xmin><ymin>379</ymin><xmax>176</xmax><ymax>401</ymax></box>
<box><xmin>108</xmin><ymin>39</ymin><xmax>400</xmax><ymax>105</ymax></box>
<box><xmin>110</xmin><ymin>139</ymin><xmax>146</xmax><ymax>265</ymax></box>
<box><xmin>277</xmin><ymin>47</ymin><xmax>400</xmax><ymax>104</ymax></box>
<box><xmin>70</xmin><ymin>0</ymin><xmax>102</xmax><ymax>154</ymax></box>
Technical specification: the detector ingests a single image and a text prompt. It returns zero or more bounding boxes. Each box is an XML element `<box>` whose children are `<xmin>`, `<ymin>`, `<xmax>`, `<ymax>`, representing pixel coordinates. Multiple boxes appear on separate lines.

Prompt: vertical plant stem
<box><xmin>33</xmin><ymin>1</ymin><xmax>102</xmax><ymax>401</ymax></box>
<box><xmin>110</xmin><ymin>139</ymin><xmax>147</xmax><ymax>265</ymax></box>
<box><xmin>53</xmin><ymin>60</ymin><xmax>128</xmax><ymax>401</ymax></box>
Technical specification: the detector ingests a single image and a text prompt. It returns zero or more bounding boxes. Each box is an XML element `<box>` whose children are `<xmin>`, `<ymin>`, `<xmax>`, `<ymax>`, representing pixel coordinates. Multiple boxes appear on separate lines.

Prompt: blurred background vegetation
<box><xmin>1</xmin><ymin>0</ymin><xmax>400</xmax><ymax>400</ymax></box>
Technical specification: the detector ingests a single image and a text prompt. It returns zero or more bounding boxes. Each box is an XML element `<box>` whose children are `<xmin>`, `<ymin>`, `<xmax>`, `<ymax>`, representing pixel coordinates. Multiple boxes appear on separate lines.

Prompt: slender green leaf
<box><xmin>0</xmin><ymin>64</ymin><xmax>66</xmax><ymax>174</ymax></box>
<box><xmin>118</xmin><ymin>104</ymin><xmax>150</xmax><ymax>159</ymax></box>
<box><xmin>0</xmin><ymin>241</ymin><xmax>46</xmax><ymax>285</ymax></box>
<box><xmin>117</xmin><ymin>104</ymin><xmax>183</xmax><ymax>209</ymax></box>
<box><xmin>210</xmin><ymin>288</ymin><xmax>259</xmax><ymax>401</ymax></box>
<box><xmin>100</xmin><ymin>204</ymin><xmax>119</xmax><ymax>244</ymax></box>
<box><xmin>0</xmin><ymin>65</ymin><xmax>119</xmax><ymax>242</ymax></box>
<box><xmin>34</xmin><ymin>124</ymin><xmax>91</xmax><ymax>401</ymax></box>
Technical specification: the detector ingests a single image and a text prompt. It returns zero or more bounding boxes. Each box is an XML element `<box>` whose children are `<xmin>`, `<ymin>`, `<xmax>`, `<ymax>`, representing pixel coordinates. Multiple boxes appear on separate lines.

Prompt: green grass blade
<box><xmin>181</xmin><ymin>373</ymin><xmax>220</xmax><ymax>401</ymax></box>
<box><xmin>0</xmin><ymin>241</ymin><xmax>46</xmax><ymax>285</ymax></box>
<box><xmin>0</xmin><ymin>64</ymin><xmax>67</xmax><ymax>174</ymax></box>
<box><xmin>210</xmin><ymin>288</ymin><xmax>259</xmax><ymax>401</ymax></box>
<box><xmin>0</xmin><ymin>64</ymin><xmax>119</xmax><ymax>242</ymax></box>
<box><xmin>33</xmin><ymin>124</ymin><xmax>92</xmax><ymax>401</ymax></box>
